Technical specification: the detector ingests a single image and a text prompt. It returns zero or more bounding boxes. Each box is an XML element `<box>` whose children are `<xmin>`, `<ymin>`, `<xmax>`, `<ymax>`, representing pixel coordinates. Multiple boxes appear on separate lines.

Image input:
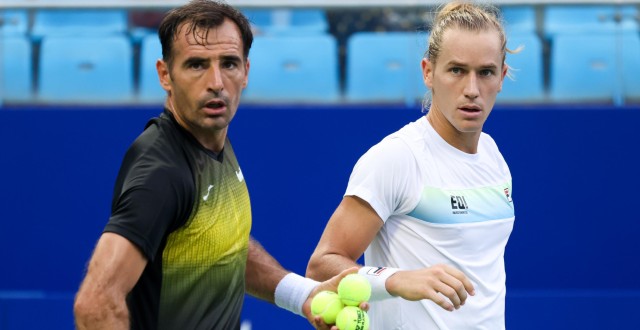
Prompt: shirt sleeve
<box><xmin>104</xmin><ymin>160</ymin><xmax>193</xmax><ymax>262</ymax></box>
<box><xmin>344</xmin><ymin>136</ymin><xmax>422</xmax><ymax>222</ymax></box>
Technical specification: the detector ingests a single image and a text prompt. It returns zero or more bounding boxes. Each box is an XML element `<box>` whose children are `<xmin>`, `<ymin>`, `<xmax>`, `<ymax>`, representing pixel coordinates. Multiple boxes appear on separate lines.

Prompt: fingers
<box><xmin>307</xmin><ymin>267</ymin><xmax>361</xmax><ymax>329</ymax></box>
<box><xmin>358</xmin><ymin>301</ymin><xmax>370</xmax><ymax>312</ymax></box>
<box><xmin>431</xmin><ymin>281</ymin><xmax>463</xmax><ymax>311</ymax></box>
<box><xmin>311</xmin><ymin>315</ymin><xmax>333</xmax><ymax>330</ymax></box>
<box><xmin>336</xmin><ymin>266</ymin><xmax>360</xmax><ymax>278</ymax></box>
<box><xmin>315</xmin><ymin>267</ymin><xmax>359</xmax><ymax>293</ymax></box>
<box><xmin>439</xmin><ymin>264</ymin><xmax>475</xmax><ymax>297</ymax></box>
<box><xmin>428</xmin><ymin>288</ymin><xmax>456</xmax><ymax>312</ymax></box>
<box><xmin>388</xmin><ymin>265</ymin><xmax>476</xmax><ymax>312</ymax></box>
<box><xmin>430</xmin><ymin>264</ymin><xmax>475</xmax><ymax>311</ymax></box>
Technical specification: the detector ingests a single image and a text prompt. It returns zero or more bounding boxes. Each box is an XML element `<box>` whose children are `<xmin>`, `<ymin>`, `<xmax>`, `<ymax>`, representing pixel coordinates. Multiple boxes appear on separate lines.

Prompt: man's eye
<box><xmin>481</xmin><ymin>69</ymin><xmax>494</xmax><ymax>76</ymax></box>
<box><xmin>223</xmin><ymin>61</ymin><xmax>238</xmax><ymax>69</ymax></box>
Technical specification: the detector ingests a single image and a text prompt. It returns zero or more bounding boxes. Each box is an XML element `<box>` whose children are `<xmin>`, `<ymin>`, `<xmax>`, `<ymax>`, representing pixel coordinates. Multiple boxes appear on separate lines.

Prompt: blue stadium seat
<box><xmin>346</xmin><ymin>32</ymin><xmax>428</xmax><ymax>104</ymax></box>
<box><xmin>544</xmin><ymin>5</ymin><xmax>639</xmax><ymax>39</ymax></box>
<box><xmin>242</xmin><ymin>9</ymin><xmax>272</xmax><ymax>30</ymax></box>
<box><xmin>549</xmin><ymin>32</ymin><xmax>640</xmax><ymax>103</ymax></box>
<box><xmin>243</xmin><ymin>9</ymin><xmax>328</xmax><ymax>35</ymax></box>
<box><xmin>501</xmin><ymin>6</ymin><xmax>537</xmax><ymax>34</ymax></box>
<box><xmin>288</xmin><ymin>9</ymin><xmax>328</xmax><ymax>33</ymax></box>
<box><xmin>243</xmin><ymin>34</ymin><xmax>340</xmax><ymax>103</ymax></box>
<box><xmin>138</xmin><ymin>34</ymin><xmax>166</xmax><ymax>103</ymax></box>
<box><xmin>31</xmin><ymin>9</ymin><xmax>128</xmax><ymax>39</ymax></box>
<box><xmin>38</xmin><ymin>36</ymin><xmax>133</xmax><ymax>103</ymax></box>
<box><xmin>622</xmin><ymin>33</ymin><xmax>640</xmax><ymax>102</ymax></box>
<box><xmin>1</xmin><ymin>36</ymin><xmax>32</xmax><ymax>102</ymax></box>
<box><xmin>1</xmin><ymin>10</ymin><xmax>29</xmax><ymax>36</ymax></box>
<box><xmin>498</xmin><ymin>32</ymin><xmax>545</xmax><ymax>103</ymax></box>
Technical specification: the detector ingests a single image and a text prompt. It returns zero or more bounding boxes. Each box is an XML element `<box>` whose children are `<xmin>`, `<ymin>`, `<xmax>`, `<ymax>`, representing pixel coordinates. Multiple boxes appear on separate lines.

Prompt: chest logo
<box><xmin>203</xmin><ymin>184</ymin><xmax>214</xmax><ymax>201</ymax></box>
<box><xmin>451</xmin><ymin>195</ymin><xmax>469</xmax><ymax>214</ymax></box>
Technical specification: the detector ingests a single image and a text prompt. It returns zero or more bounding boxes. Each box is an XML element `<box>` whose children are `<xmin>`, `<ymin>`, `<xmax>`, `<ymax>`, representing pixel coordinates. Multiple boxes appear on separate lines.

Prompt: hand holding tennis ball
<box><xmin>337</xmin><ymin>274</ymin><xmax>371</xmax><ymax>306</ymax></box>
<box><xmin>336</xmin><ymin>305</ymin><xmax>370</xmax><ymax>330</ymax></box>
<box><xmin>311</xmin><ymin>290</ymin><xmax>344</xmax><ymax>324</ymax></box>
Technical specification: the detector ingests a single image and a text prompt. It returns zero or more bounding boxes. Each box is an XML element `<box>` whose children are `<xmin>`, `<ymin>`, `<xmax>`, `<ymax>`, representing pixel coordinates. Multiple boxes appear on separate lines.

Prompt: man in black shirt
<box><xmin>73</xmin><ymin>1</ymin><xmax>357</xmax><ymax>329</ymax></box>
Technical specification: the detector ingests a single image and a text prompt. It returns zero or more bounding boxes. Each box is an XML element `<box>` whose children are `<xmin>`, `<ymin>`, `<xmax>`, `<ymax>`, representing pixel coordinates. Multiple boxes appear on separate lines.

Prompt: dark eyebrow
<box><xmin>221</xmin><ymin>54</ymin><xmax>243</xmax><ymax>63</ymax></box>
<box><xmin>183</xmin><ymin>56</ymin><xmax>209</xmax><ymax>68</ymax></box>
<box><xmin>446</xmin><ymin>61</ymin><xmax>467</xmax><ymax>67</ymax></box>
<box><xmin>480</xmin><ymin>64</ymin><xmax>499</xmax><ymax>70</ymax></box>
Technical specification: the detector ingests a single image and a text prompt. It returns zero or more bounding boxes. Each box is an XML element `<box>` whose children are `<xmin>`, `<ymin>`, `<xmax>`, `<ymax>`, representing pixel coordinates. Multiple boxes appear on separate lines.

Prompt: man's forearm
<box><xmin>306</xmin><ymin>252</ymin><xmax>361</xmax><ymax>281</ymax></box>
<box><xmin>245</xmin><ymin>237</ymin><xmax>289</xmax><ymax>302</ymax></box>
<box><xmin>73</xmin><ymin>275</ymin><xmax>130</xmax><ymax>330</ymax></box>
<box><xmin>74</xmin><ymin>289</ymin><xmax>129</xmax><ymax>330</ymax></box>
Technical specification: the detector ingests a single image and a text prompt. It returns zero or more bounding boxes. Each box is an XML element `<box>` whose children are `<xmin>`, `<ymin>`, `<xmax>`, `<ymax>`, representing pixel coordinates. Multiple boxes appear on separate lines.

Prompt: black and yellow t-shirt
<box><xmin>104</xmin><ymin>110</ymin><xmax>251</xmax><ymax>329</ymax></box>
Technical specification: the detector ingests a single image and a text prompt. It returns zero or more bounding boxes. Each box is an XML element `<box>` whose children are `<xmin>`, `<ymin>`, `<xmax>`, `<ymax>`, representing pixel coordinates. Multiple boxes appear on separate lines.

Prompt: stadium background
<box><xmin>1</xmin><ymin>1</ymin><xmax>640</xmax><ymax>329</ymax></box>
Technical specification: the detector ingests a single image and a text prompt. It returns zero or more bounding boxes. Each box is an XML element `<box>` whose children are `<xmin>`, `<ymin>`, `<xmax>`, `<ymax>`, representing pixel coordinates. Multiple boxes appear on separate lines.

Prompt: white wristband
<box><xmin>358</xmin><ymin>266</ymin><xmax>400</xmax><ymax>301</ymax></box>
<box><xmin>274</xmin><ymin>273</ymin><xmax>320</xmax><ymax>316</ymax></box>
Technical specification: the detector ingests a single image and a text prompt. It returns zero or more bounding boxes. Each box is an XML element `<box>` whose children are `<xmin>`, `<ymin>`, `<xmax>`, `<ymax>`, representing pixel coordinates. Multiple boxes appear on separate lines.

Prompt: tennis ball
<box><xmin>311</xmin><ymin>290</ymin><xmax>344</xmax><ymax>324</ymax></box>
<box><xmin>337</xmin><ymin>274</ymin><xmax>371</xmax><ymax>306</ymax></box>
<box><xmin>336</xmin><ymin>306</ymin><xmax>370</xmax><ymax>330</ymax></box>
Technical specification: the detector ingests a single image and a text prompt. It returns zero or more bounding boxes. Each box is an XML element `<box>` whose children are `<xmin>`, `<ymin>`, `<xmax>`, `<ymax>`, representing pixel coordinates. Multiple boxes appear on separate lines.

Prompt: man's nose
<box><xmin>206</xmin><ymin>66</ymin><xmax>224</xmax><ymax>93</ymax></box>
<box><xmin>463</xmin><ymin>73</ymin><xmax>479</xmax><ymax>99</ymax></box>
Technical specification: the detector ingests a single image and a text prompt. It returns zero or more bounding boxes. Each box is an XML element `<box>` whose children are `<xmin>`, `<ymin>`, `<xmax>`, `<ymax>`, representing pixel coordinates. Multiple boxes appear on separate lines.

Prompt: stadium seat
<box><xmin>243</xmin><ymin>34</ymin><xmax>339</xmax><ymax>103</ymax></box>
<box><xmin>138</xmin><ymin>34</ymin><xmax>166</xmax><ymax>103</ymax></box>
<box><xmin>31</xmin><ymin>9</ymin><xmax>128</xmax><ymax>39</ymax></box>
<box><xmin>501</xmin><ymin>5</ymin><xmax>537</xmax><ymax>34</ymax></box>
<box><xmin>243</xmin><ymin>9</ymin><xmax>328</xmax><ymax>35</ymax></box>
<box><xmin>498</xmin><ymin>32</ymin><xmax>545</xmax><ymax>103</ymax></box>
<box><xmin>544</xmin><ymin>5</ymin><xmax>639</xmax><ymax>39</ymax></box>
<box><xmin>0</xmin><ymin>10</ymin><xmax>29</xmax><ymax>36</ymax></box>
<box><xmin>549</xmin><ymin>32</ymin><xmax>640</xmax><ymax>103</ymax></box>
<box><xmin>345</xmin><ymin>32</ymin><xmax>428</xmax><ymax>104</ymax></box>
<box><xmin>38</xmin><ymin>36</ymin><xmax>133</xmax><ymax>103</ymax></box>
<box><xmin>1</xmin><ymin>36</ymin><xmax>32</xmax><ymax>102</ymax></box>
<box><xmin>622</xmin><ymin>33</ymin><xmax>640</xmax><ymax>102</ymax></box>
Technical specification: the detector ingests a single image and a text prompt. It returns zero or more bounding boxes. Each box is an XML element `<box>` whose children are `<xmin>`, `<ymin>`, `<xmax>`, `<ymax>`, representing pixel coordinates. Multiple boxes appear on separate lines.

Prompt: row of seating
<box><xmin>0</xmin><ymin>8</ymin><xmax>329</xmax><ymax>38</ymax></box>
<box><xmin>503</xmin><ymin>5</ymin><xmax>639</xmax><ymax>36</ymax></box>
<box><xmin>2</xmin><ymin>29</ymin><xmax>640</xmax><ymax>104</ymax></box>
<box><xmin>4</xmin><ymin>6</ymin><xmax>638</xmax><ymax>38</ymax></box>
<box><xmin>2</xmin><ymin>5</ymin><xmax>640</xmax><ymax>105</ymax></box>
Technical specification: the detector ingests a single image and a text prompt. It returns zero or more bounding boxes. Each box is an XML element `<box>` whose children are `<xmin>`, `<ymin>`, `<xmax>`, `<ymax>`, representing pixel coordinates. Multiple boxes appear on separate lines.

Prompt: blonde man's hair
<box><xmin>427</xmin><ymin>1</ymin><xmax>520</xmax><ymax>77</ymax></box>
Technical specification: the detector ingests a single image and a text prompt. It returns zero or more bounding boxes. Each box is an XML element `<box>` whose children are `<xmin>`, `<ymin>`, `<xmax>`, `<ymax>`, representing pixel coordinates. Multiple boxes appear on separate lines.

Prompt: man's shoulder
<box><xmin>132</xmin><ymin>114</ymin><xmax>187</xmax><ymax>155</ymax></box>
<box><xmin>122</xmin><ymin>117</ymin><xmax>192</xmax><ymax>181</ymax></box>
<box><xmin>479</xmin><ymin>131</ymin><xmax>501</xmax><ymax>152</ymax></box>
<box><xmin>378</xmin><ymin>116</ymin><xmax>428</xmax><ymax>155</ymax></box>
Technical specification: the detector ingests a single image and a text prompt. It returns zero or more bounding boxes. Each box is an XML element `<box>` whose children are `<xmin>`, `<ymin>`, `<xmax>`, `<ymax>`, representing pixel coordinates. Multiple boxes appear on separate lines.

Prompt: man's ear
<box><xmin>421</xmin><ymin>58</ymin><xmax>434</xmax><ymax>89</ymax></box>
<box><xmin>242</xmin><ymin>58</ymin><xmax>250</xmax><ymax>89</ymax></box>
<box><xmin>498</xmin><ymin>62</ymin><xmax>508</xmax><ymax>92</ymax></box>
<box><xmin>157</xmin><ymin>59</ymin><xmax>172</xmax><ymax>93</ymax></box>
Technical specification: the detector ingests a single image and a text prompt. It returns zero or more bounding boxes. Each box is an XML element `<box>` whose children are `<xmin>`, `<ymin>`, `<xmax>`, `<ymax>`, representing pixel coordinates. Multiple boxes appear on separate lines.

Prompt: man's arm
<box><xmin>245</xmin><ymin>236</ymin><xmax>361</xmax><ymax>329</ymax></box>
<box><xmin>306</xmin><ymin>196</ymin><xmax>383</xmax><ymax>281</ymax></box>
<box><xmin>245</xmin><ymin>237</ymin><xmax>289</xmax><ymax>303</ymax></box>
<box><xmin>307</xmin><ymin>196</ymin><xmax>476</xmax><ymax>311</ymax></box>
<box><xmin>74</xmin><ymin>232</ymin><xmax>147</xmax><ymax>329</ymax></box>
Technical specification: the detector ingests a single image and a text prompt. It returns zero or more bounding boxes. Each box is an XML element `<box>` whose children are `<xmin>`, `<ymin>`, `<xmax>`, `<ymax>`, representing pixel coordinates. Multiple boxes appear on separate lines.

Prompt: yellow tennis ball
<box><xmin>336</xmin><ymin>306</ymin><xmax>370</xmax><ymax>330</ymax></box>
<box><xmin>338</xmin><ymin>274</ymin><xmax>371</xmax><ymax>306</ymax></box>
<box><xmin>311</xmin><ymin>290</ymin><xmax>344</xmax><ymax>324</ymax></box>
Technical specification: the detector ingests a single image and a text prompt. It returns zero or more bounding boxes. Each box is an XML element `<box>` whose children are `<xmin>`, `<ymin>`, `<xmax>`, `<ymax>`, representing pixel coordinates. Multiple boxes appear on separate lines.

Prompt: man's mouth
<box><xmin>459</xmin><ymin>104</ymin><xmax>481</xmax><ymax>112</ymax></box>
<box><xmin>205</xmin><ymin>100</ymin><xmax>225</xmax><ymax>110</ymax></box>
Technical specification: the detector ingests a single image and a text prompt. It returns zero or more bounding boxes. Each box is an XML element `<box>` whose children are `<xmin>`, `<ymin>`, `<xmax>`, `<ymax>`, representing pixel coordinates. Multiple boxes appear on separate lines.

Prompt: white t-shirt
<box><xmin>345</xmin><ymin>116</ymin><xmax>515</xmax><ymax>330</ymax></box>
